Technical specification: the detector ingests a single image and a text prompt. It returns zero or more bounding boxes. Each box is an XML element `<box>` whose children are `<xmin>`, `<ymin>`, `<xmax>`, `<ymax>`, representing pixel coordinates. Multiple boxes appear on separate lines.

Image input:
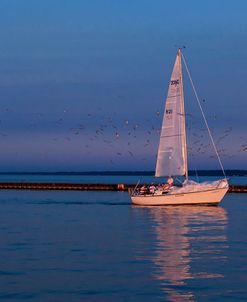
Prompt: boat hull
<box><xmin>131</xmin><ymin>187</ymin><xmax>228</xmax><ymax>206</ymax></box>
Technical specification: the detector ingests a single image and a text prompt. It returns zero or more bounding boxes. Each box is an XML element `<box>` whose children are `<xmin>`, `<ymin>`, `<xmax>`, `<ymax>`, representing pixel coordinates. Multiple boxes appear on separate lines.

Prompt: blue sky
<box><xmin>0</xmin><ymin>0</ymin><xmax>246</xmax><ymax>171</ymax></box>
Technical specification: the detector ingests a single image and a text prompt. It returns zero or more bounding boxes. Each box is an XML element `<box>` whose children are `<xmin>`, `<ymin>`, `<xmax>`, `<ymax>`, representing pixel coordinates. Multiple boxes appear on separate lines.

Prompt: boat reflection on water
<box><xmin>134</xmin><ymin>206</ymin><xmax>228</xmax><ymax>302</ymax></box>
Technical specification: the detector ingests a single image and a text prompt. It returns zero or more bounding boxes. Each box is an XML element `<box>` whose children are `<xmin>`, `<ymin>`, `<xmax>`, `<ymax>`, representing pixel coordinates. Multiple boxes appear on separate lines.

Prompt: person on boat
<box><xmin>149</xmin><ymin>184</ymin><xmax>156</xmax><ymax>194</ymax></box>
<box><xmin>140</xmin><ymin>185</ymin><xmax>147</xmax><ymax>195</ymax></box>
<box><xmin>162</xmin><ymin>177</ymin><xmax>174</xmax><ymax>191</ymax></box>
<box><xmin>167</xmin><ymin>176</ymin><xmax>174</xmax><ymax>188</ymax></box>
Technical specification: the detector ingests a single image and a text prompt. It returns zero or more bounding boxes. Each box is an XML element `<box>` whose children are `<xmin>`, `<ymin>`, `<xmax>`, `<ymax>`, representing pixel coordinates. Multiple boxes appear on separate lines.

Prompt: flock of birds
<box><xmin>0</xmin><ymin>106</ymin><xmax>246</xmax><ymax>165</ymax></box>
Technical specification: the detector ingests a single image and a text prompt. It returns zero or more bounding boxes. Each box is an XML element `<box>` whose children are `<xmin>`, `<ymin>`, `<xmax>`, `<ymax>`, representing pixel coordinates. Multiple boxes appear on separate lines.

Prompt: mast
<box><xmin>178</xmin><ymin>48</ymin><xmax>189</xmax><ymax>181</ymax></box>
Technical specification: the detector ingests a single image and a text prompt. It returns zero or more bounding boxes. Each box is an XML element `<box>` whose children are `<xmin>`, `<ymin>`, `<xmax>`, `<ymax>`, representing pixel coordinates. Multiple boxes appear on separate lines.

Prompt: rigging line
<box><xmin>132</xmin><ymin>178</ymin><xmax>141</xmax><ymax>196</ymax></box>
<box><xmin>181</xmin><ymin>52</ymin><xmax>227</xmax><ymax>179</ymax></box>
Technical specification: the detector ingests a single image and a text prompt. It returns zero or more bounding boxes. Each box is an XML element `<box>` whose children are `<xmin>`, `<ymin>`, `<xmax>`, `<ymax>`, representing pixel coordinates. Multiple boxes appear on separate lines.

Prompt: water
<box><xmin>0</xmin><ymin>173</ymin><xmax>246</xmax><ymax>185</ymax></box>
<box><xmin>0</xmin><ymin>175</ymin><xmax>246</xmax><ymax>301</ymax></box>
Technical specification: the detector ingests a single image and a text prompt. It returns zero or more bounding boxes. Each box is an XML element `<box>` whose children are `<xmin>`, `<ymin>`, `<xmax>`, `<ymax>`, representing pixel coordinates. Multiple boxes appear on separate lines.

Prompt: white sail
<box><xmin>155</xmin><ymin>49</ymin><xmax>187</xmax><ymax>178</ymax></box>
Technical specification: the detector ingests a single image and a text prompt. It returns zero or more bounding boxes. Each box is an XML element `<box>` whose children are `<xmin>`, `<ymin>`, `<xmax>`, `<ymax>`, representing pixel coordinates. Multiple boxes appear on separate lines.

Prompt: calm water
<box><xmin>0</xmin><ymin>173</ymin><xmax>246</xmax><ymax>185</ymax></box>
<box><xmin>0</xmin><ymin>187</ymin><xmax>246</xmax><ymax>301</ymax></box>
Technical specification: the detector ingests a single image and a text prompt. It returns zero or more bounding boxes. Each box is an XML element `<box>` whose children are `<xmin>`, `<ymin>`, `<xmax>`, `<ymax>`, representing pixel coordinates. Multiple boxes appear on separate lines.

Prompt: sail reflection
<box><xmin>137</xmin><ymin>206</ymin><xmax>228</xmax><ymax>301</ymax></box>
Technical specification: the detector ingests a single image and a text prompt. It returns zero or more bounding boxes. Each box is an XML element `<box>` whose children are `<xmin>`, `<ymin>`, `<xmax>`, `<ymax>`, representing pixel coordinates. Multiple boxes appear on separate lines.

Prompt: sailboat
<box><xmin>130</xmin><ymin>49</ymin><xmax>228</xmax><ymax>206</ymax></box>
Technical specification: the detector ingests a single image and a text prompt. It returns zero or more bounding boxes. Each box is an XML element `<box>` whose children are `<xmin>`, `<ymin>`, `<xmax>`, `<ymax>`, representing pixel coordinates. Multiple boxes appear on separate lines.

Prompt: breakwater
<box><xmin>0</xmin><ymin>182</ymin><xmax>246</xmax><ymax>192</ymax></box>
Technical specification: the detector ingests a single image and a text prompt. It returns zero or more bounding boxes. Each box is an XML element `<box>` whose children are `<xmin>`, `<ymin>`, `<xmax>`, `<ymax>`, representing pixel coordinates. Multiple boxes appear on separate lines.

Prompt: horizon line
<box><xmin>0</xmin><ymin>169</ymin><xmax>246</xmax><ymax>176</ymax></box>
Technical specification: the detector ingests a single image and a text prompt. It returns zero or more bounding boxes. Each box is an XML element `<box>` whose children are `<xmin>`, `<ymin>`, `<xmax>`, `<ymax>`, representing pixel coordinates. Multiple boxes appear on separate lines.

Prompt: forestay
<box><xmin>155</xmin><ymin>49</ymin><xmax>187</xmax><ymax>178</ymax></box>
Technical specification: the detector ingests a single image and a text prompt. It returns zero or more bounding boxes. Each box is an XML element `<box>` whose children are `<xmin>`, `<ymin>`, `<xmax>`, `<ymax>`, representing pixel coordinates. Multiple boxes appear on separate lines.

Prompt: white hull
<box><xmin>131</xmin><ymin>187</ymin><xmax>228</xmax><ymax>206</ymax></box>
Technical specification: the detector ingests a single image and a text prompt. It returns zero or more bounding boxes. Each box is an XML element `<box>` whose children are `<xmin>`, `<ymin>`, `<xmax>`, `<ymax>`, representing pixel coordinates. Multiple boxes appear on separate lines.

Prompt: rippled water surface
<box><xmin>0</xmin><ymin>190</ymin><xmax>246</xmax><ymax>301</ymax></box>
<box><xmin>0</xmin><ymin>173</ymin><xmax>246</xmax><ymax>185</ymax></box>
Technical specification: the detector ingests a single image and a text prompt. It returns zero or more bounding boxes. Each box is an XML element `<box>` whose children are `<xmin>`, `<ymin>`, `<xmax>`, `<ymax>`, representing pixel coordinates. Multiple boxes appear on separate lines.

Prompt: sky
<box><xmin>0</xmin><ymin>0</ymin><xmax>246</xmax><ymax>171</ymax></box>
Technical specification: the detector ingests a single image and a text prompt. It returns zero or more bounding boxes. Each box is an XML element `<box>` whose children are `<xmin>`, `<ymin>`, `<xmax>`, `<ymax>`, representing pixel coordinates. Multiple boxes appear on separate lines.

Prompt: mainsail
<box><xmin>155</xmin><ymin>49</ymin><xmax>188</xmax><ymax>178</ymax></box>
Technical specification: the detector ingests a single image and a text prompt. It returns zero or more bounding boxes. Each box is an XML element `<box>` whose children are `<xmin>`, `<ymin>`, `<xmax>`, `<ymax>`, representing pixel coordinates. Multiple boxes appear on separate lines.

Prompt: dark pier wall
<box><xmin>0</xmin><ymin>182</ymin><xmax>246</xmax><ymax>192</ymax></box>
